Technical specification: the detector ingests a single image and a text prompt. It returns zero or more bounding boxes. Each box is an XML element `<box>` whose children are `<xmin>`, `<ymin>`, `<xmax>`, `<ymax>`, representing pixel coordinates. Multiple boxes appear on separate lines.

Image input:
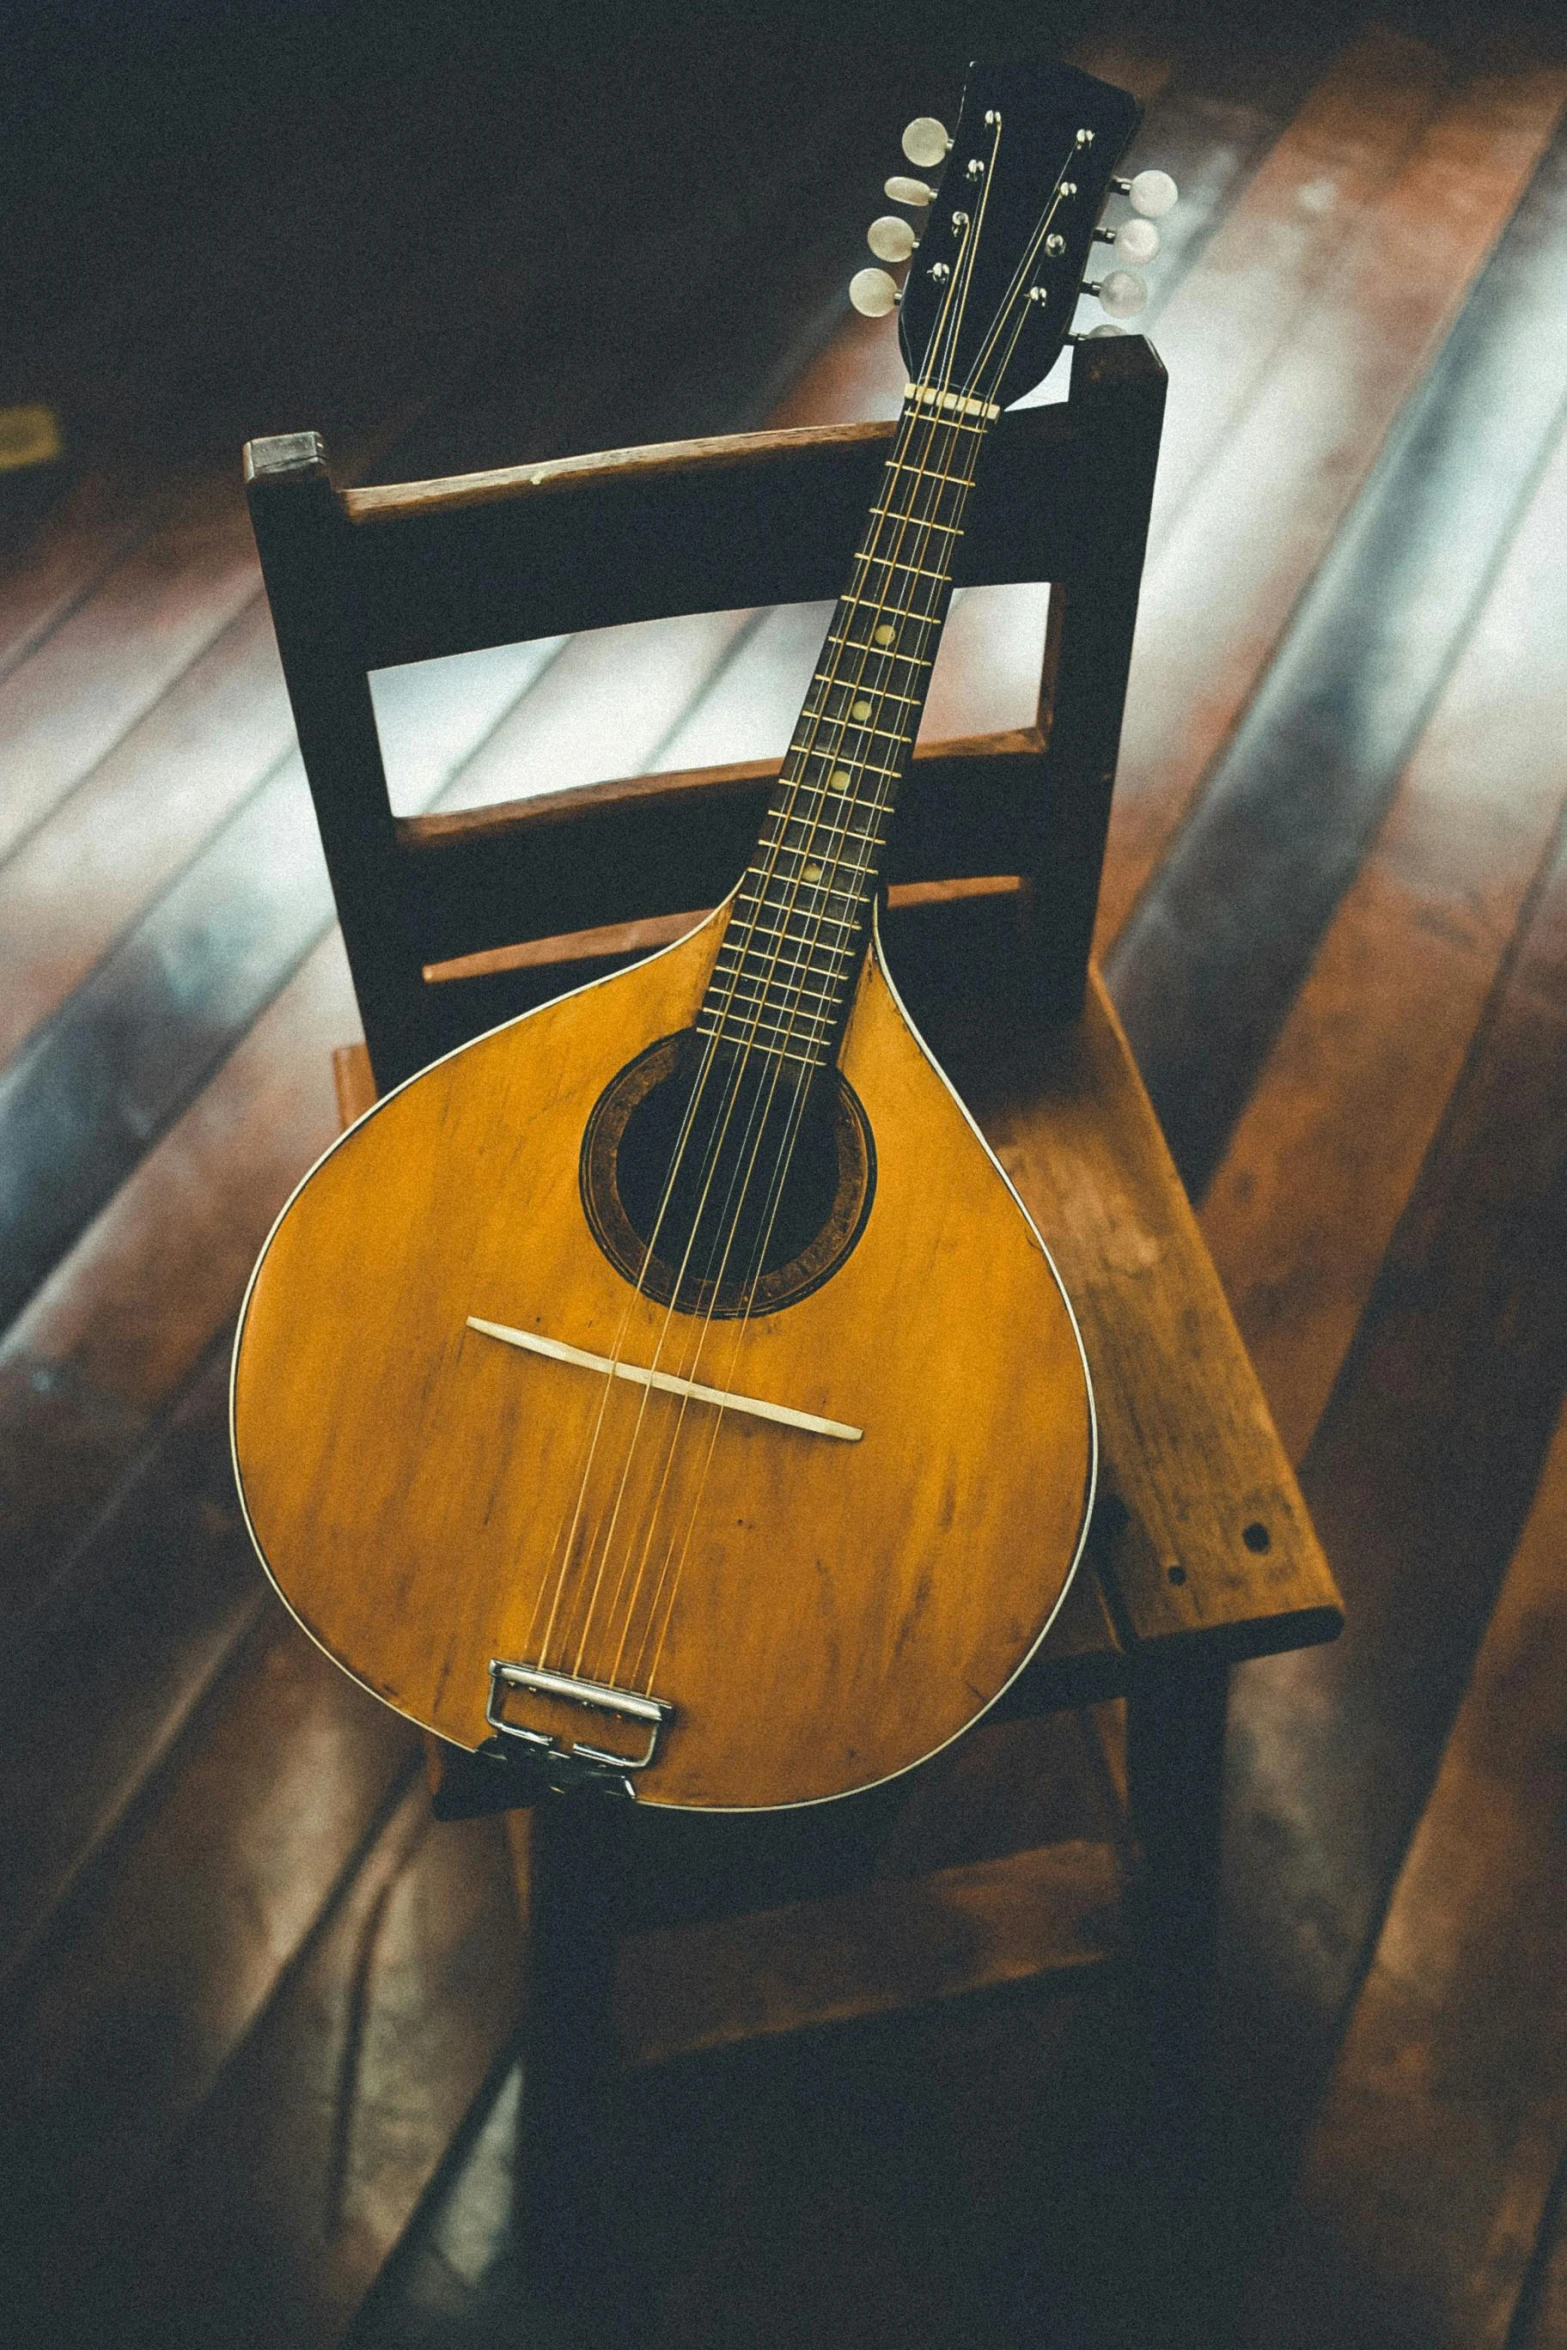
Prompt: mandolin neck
<box><xmin>695</xmin><ymin>386</ymin><xmax>997</xmax><ymax>1074</ymax></box>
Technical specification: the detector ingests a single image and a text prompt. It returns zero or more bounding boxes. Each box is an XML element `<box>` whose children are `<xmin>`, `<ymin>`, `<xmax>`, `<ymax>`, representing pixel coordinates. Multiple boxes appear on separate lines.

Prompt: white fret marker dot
<box><xmin>830</xmin><ymin>769</ymin><xmax>852</xmax><ymax>789</ymax></box>
<box><xmin>803</xmin><ymin>862</ymin><xmax>824</xmax><ymax>882</ymax></box>
<box><xmin>874</xmin><ymin>624</ymin><xmax>896</xmax><ymax>647</ymax></box>
<box><xmin>851</xmin><ymin>698</ymin><xmax>872</xmax><ymax>720</ymax></box>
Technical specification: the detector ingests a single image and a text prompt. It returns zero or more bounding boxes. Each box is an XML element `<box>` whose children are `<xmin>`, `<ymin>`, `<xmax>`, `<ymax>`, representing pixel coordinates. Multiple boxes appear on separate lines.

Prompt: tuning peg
<box><xmin>850</xmin><ymin>266</ymin><xmax>900</xmax><ymax>317</ymax></box>
<box><xmin>1111</xmin><ymin>168</ymin><xmax>1179</xmax><ymax>218</ymax></box>
<box><xmin>885</xmin><ymin>173</ymin><xmax>936</xmax><ymax>207</ymax></box>
<box><xmin>1092</xmin><ymin>215</ymin><xmax>1161</xmax><ymax>263</ymax></box>
<box><xmin>867</xmin><ymin>214</ymin><xmax>917</xmax><ymax>263</ymax></box>
<box><xmin>901</xmin><ymin>116</ymin><xmax>952</xmax><ymax>168</ymax></box>
<box><xmin>1090</xmin><ymin>269</ymin><xmax>1148</xmax><ymax>320</ymax></box>
<box><xmin>1113</xmin><ymin>216</ymin><xmax>1161</xmax><ymax>265</ymax></box>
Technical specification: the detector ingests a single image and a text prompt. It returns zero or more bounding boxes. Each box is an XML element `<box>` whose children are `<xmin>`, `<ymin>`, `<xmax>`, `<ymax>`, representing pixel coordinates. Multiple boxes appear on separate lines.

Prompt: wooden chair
<box><xmin>244</xmin><ymin>334</ymin><xmax>1342</xmax><ymax>2300</ymax></box>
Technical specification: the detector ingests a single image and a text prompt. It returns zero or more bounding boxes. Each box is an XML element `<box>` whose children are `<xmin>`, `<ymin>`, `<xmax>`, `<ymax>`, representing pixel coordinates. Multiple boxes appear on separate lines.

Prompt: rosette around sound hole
<box><xmin>580</xmin><ymin>1031</ymin><xmax>875</xmax><ymax>1318</ymax></box>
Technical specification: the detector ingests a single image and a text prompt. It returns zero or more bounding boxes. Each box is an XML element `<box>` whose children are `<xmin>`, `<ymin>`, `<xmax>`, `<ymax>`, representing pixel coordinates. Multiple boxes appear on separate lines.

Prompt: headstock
<box><xmin>848</xmin><ymin>61</ymin><xmax>1171</xmax><ymax>411</ymax></box>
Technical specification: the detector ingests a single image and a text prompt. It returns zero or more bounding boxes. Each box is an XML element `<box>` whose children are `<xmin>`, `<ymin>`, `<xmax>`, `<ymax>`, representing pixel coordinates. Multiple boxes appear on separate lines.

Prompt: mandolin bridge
<box><xmin>485</xmin><ymin>1658</ymin><xmax>674</xmax><ymax>1796</ymax></box>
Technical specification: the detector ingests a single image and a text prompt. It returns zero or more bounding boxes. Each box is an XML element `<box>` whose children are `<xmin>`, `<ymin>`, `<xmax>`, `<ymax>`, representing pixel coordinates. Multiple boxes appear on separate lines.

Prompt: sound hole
<box><xmin>580</xmin><ymin>1031</ymin><xmax>875</xmax><ymax>1317</ymax></box>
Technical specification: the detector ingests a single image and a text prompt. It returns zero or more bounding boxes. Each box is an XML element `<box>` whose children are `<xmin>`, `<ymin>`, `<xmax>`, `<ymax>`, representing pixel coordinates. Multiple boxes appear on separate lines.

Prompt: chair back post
<box><xmin>245</xmin><ymin>432</ymin><xmax>443</xmax><ymax>1087</ymax></box>
<box><xmin>1025</xmin><ymin>337</ymin><xmax>1166</xmax><ymax>1017</ymax></box>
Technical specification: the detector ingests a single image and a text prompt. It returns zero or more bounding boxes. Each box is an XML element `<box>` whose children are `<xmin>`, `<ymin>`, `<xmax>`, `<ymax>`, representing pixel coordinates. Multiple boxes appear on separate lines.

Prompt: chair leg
<box><xmin>516</xmin><ymin>1792</ymin><xmax>635</xmax><ymax>2326</ymax></box>
<box><xmin>1127</xmin><ymin>1654</ymin><xmax>1229</xmax><ymax>2121</ymax></box>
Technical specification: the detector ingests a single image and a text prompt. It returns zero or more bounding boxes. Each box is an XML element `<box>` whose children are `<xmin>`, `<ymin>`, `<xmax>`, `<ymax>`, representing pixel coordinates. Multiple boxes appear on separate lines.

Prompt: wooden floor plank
<box><xmin>0</xmin><ymin>1620</ymin><xmax>419</xmax><ymax>2333</ymax></box>
<box><xmin>0</xmin><ymin>1351</ymin><xmax>260</xmax><ymax>1988</ymax></box>
<box><xmin>1144</xmin><ymin>22</ymin><xmax>1449</xmax><ymax>549</ymax></box>
<box><xmin>1202</xmin><ymin>397</ymin><xmax>1567</xmax><ymax>1460</ymax></box>
<box><xmin>1110</xmin><ymin>87</ymin><xmax>1567</xmax><ymax>1196</ymax></box>
<box><xmin>1222</xmin><ymin>788</ymin><xmax>1567</xmax><ymax>2143</ymax></box>
<box><xmin>82</xmin><ymin>1797</ymin><xmax>525</xmax><ymax>2350</ymax></box>
<box><xmin>0</xmin><ymin>934</ymin><xmax>356</xmax><ymax>1608</ymax></box>
<box><xmin>1242</xmin><ymin>1386</ymin><xmax>1567</xmax><ymax>2350</ymax></box>
<box><xmin>0</xmin><ymin>469</ymin><xmax>174</xmax><ymax>683</ymax></box>
<box><xmin>1098</xmin><ymin>46</ymin><xmax>1567</xmax><ymax>971</ymax></box>
<box><xmin>0</xmin><ymin>471</ymin><xmax>259</xmax><ymax>865</ymax></box>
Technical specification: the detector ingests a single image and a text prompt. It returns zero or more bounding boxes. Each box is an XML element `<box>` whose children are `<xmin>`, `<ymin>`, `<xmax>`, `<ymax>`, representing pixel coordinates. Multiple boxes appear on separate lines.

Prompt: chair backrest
<box><xmin>245</xmin><ymin>336</ymin><xmax>1165</xmax><ymax>1091</ymax></box>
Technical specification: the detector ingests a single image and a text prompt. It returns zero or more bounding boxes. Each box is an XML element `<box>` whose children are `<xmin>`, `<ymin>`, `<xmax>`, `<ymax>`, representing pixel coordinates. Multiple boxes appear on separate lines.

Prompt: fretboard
<box><xmin>695</xmin><ymin>394</ymin><xmax>993</xmax><ymax>1073</ymax></box>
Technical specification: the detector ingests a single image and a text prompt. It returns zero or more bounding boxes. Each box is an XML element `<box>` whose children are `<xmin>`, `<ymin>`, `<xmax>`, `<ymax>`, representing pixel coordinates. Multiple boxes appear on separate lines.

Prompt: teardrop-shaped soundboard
<box><xmin>232</xmin><ymin>909</ymin><xmax>1094</xmax><ymax>1811</ymax></box>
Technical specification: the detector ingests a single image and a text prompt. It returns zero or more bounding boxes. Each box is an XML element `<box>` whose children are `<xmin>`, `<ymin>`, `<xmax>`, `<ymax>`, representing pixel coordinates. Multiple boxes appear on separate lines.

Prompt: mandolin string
<box><xmin>609</xmin><ymin>183</ymin><xmax>1014</xmax><ymax>1687</ymax></box>
<box><xmin>628</xmin><ymin>151</ymin><xmax>1083</xmax><ymax>1690</ymax></box>
<box><xmin>534</xmin><ymin>140</ymin><xmax>1062</xmax><ymax>1676</ymax></box>
<box><xmin>563</xmin><ymin>320</ymin><xmax>985</xmax><ymax>1681</ymax></box>
<box><xmin>584</xmin><ymin>127</ymin><xmax>1051</xmax><ymax>1688</ymax></box>
<box><xmin>591</xmin><ymin>131</ymin><xmax>1087</xmax><ymax>1691</ymax></box>
<box><xmin>563</xmin><ymin>258</ymin><xmax>993</xmax><ymax>1682</ymax></box>
<box><xmin>551</xmin><ymin>116</ymin><xmax>1071</xmax><ymax>1687</ymax></box>
<box><xmin>545</xmin><ymin>155</ymin><xmax>1001</xmax><ymax>1686</ymax></box>
<box><xmin>532</xmin><ymin>120</ymin><xmax>1087</xmax><ymax>1686</ymax></box>
<box><xmin>629</xmin><ymin>485</ymin><xmax>984</xmax><ymax>1684</ymax></box>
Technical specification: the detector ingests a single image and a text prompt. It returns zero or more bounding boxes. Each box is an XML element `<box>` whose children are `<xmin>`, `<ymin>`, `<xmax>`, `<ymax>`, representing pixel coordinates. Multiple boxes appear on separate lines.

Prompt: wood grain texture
<box><xmin>77</xmin><ymin>1794</ymin><xmax>525</xmax><ymax>2350</ymax></box>
<box><xmin>1111</xmin><ymin>95</ymin><xmax>1567</xmax><ymax>1197</ymax></box>
<box><xmin>0</xmin><ymin>1615</ymin><xmax>418</xmax><ymax>2325</ymax></box>
<box><xmin>0</xmin><ymin>470</ymin><xmax>258</xmax><ymax>864</ymax></box>
<box><xmin>616</xmin><ymin>1837</ymin><xmax>1122</xmax><ymax>2066</ymax></box>
<box><xmin>912</xmin><ymin>954</ymin><xmax>1339</xmax><ymax>1655</ymax></box>
<box><xmin>1224</xmin><ymin>790</ymin><xmax>1567</xmax><ymax>2112</ymax></box>
<box><xmin>0</xmin><ymin>1351</ymin><xmax>260</xmax><ymax>1988</ymax></box>
<box><xmin>1203</xmin><ymin>391</ymin><xmax>1567</xmax><ymax>1460</ymax></box>
<box><xmin>1143</xmin><ymin>22</ymin><xmax>1448</xmax><ymax>549</ymax></box>
<box><xmin>0</xmin><ymin>469</ymin><xmax>166</xmax><ymax>682</ymax></box>
<box><xmin>234</xmin><ymin>912</ymin><xmax>1095</xmax><ymax>1807</ymax></box>
<box><xmin>1245</xmin><ymin>1388</ymin><xmax>1567</xmax><ymax>2350</ymax></box>
<box><xmin>1098</xmin><ymin>45</ymin><xmax>1567</xmax><ymax>957</ymax></box>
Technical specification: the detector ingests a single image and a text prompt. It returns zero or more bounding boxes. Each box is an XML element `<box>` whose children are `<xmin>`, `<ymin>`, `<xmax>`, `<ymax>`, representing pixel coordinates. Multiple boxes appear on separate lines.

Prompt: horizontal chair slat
<box><xmin>396</xmin><ymin>731</ymin><xmax>1045</xmax><ymax>962</ymax></box>
<box><xmin>347</xmin><ymin>397</ymin><xmax>1143</xmax><ymax>671</ymax></box>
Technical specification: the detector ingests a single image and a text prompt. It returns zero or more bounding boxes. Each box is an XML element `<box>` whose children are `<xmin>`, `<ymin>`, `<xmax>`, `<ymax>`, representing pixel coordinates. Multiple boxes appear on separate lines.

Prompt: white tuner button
<box><xmin>1129</xmin><ymin>168</ymin><xmax>1179</xmax><ymax>218</ymax></box>
<box><xmin>850</xmin><ymin>266</ymin><xmax>900</xmax><ymax>317</ymax></box>
<box><xmin>1115</xmin><ymin>216</ymin><xmax>1161</xmax><ymax>265</ymax></box>
<box><xmin>1095</xmin><ymin>269</ymin><xmax>1148</xmax><ymax>320</ymax></box>
<box><xmin>885</xmin><ymin>173</ymin><xmax>935</xmax><ymax>207</ymax></box>
<box><xmin>867</xmin><ymin>214</ymin><xmax>917</xmax><ymax>263</ymax></box>
<box><xmin>901</xmin><ymin>116</ymin><xmax>951</xmax><ymax>168</ymax></box>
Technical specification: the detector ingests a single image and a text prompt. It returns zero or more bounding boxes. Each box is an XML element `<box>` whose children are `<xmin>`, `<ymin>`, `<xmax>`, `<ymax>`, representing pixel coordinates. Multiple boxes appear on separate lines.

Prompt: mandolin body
<box><xmin>232</xmin><ymin>906</ymin><xmax>1095</xmax><ymax>1811</ymax></box>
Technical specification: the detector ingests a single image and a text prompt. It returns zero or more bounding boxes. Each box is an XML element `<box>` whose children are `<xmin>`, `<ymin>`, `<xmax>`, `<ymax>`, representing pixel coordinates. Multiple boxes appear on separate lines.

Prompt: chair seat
<box><xmin>332</xmin><ymin>880</ymin><xmax>1339</xmax><ymax>1900</ymax></box>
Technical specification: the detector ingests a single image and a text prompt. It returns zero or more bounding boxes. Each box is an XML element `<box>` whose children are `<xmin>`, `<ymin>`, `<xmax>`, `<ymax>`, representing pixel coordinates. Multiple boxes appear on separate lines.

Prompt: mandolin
<box><xmin>232</xmin><ymin>59</ymin><xmax>1164</xmax><ymax>1810</ymax></box>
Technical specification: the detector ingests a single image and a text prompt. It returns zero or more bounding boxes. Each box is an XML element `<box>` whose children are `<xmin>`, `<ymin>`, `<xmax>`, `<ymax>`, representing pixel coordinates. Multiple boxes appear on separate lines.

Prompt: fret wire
<box><xmin>880</xmin><ymin>458</ymin><xmax>976</xmax><ymax>492</ymax></box>
<box><xmin>729</xmin><ymin>906</ymin><xmax>862</xmax><ymax>941</ymax></box>
<box><xmin>716</xmin><ymin>919</ymin><xmax>862</xmax><ymax>961</ymax></box>
<box><xmin>760</xmin><ymin>818</ymin><xmax>881</xmax><ymax>851</ymax></box>
<box><xmin>761</xmin><ymin>827</ymin><xmax>883</xmax><ymax>856</ymax></box>
<box><xmin>736</xmin><ymin>881</ymin><xmax>863</xmax><ymax>917</ymax></box>
<box><xmin>698</xmin><ymin>1000</ymin><xmax>832</xmax><ymax>1045</ymax></box>
<box><xmin>737</xmin><ymin>864</ymin><xmax>878</xmax><ymax>907</ymax></box>
<box><xmin>713</xmin><ymin>937</ymin><xmax>858</xmax><ymax>986</ymax></box>
<box><xmin>867</xmin><ymin>505</ymin><xmax>963</xmax><ymax>533</ymax></box>
<box><xmin>821</xmin><ymin>637</ymin><xmax>935</xmax><ymax>667</ymax></box>
<box><xmin>809</xmin><ymin>677</ymin><xmax>923</xmax><ymax>702</ymax></box>
<box><xmin>854</xmin><ymin>554</ymin><xmax>949</xmax><ymax>587</ymax></box>
<box><xmin>694</xmin><ymin>1026</ymin><xmax>826</xmax><ymax>1070</ymax></box>
<box><xmin>717</xmin><ymin>975</ymin><xmax>841</xmax><ymax>1015</ymax></box>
